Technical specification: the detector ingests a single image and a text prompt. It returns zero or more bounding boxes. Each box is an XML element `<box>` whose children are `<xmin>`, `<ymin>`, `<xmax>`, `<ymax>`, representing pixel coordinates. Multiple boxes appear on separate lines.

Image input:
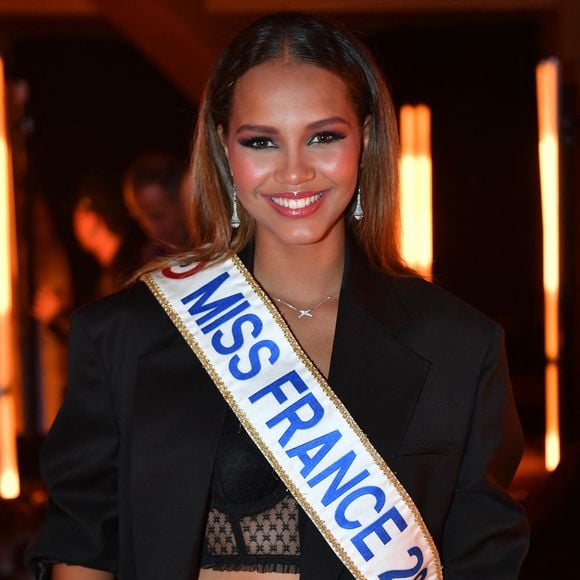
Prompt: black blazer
<box><xmin>28</xmin><ymin>244</ymin><xmax>528</xmax><ymax>579</ymax></box>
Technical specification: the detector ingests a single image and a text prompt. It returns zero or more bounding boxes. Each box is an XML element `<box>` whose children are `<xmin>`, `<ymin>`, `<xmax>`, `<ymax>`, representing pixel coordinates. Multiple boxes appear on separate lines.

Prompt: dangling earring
<box><xmin>231</xmin><ymin>185</ymin><xmax>241</xmax><ymax>228</ymax></box>
<box><xmin>353</xmin><ymin>184</ymin><xmax>364</xmax><ymax>220</ymax></box>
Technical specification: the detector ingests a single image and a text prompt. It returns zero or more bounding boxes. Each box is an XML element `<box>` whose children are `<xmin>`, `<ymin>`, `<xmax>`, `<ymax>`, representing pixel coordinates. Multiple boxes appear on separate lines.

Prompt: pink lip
<box><xmin>263</xmin><ymin>189</ymin><xmax>327</xmax><ymax>218</ymax></box>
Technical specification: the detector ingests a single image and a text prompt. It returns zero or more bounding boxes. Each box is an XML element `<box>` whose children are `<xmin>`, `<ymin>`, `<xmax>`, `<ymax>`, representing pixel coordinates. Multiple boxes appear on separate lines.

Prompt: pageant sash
<box><xmin>145</xmin><ymin>256</ymin><xmax>443</xmax><ymax>580</ymax></box>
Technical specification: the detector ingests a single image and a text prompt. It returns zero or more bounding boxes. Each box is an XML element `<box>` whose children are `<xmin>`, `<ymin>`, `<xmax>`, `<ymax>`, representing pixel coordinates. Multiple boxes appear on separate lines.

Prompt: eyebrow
<box><xmin>235</xmin><ymin>116</ymin><xmax>351</xmax><ymax>135</ymax></box>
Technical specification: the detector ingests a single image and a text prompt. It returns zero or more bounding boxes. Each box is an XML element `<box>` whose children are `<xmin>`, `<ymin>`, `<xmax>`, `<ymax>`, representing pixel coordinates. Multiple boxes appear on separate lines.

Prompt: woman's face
<box><xmin>220</xmin><ymin>60</ymin><xmax>368</xmax><ymax>249</ymax></box>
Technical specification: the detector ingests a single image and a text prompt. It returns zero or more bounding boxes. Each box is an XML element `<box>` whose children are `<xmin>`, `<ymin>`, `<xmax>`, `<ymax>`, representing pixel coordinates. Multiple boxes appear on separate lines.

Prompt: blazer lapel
<box><xmin>130</xmin><ymin>319</ymin><xmax>227</xmax><ymax>580</ymax></box>
<box><xmin>301</xmin><ymin>242</ymin><xmax>431</xmax><ymax>580</ymax></box>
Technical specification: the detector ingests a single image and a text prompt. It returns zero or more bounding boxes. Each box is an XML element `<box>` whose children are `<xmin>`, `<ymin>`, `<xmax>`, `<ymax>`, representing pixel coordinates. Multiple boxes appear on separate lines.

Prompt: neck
<box><xmin>253</xmin><ymin>229</ymin><xmax>345</xmax><ymax>305</ymax></box>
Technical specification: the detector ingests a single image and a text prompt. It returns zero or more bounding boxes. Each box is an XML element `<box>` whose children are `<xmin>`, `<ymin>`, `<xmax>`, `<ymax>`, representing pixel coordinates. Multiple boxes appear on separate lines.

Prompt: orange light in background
<box><xmin>400</xmin><ymin>104</ymin><xmax>432</xmax><ymax>279</ymax></box>
<box><xmin>0</xmin><ymin>57</ymin><xmax>20</xmax><ymax>499</ymax></box>
<box><xmin>536</xmin><ymin>58</ymin><xmax>560</xmax><ymax>472</ymax></box>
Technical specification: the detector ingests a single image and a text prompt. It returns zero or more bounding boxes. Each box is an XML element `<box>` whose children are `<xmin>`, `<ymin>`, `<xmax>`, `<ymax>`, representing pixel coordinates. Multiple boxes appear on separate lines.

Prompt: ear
<box><xmin>217</xmin><ymin>124</ymin><xmax>230</xmax><ymax>161</ymax></box>
<box><xmin>362</xmin><ymin>115</ymin><xmax>371</xmax><ymax>152</ymax></box>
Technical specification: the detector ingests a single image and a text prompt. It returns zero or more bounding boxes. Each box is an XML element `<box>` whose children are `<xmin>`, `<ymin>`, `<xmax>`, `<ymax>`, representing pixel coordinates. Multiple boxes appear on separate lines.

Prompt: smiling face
<box><xmin>220</xmin><ymin>60</ymin><xmax>367</xmax><ymax>249</ymax></box>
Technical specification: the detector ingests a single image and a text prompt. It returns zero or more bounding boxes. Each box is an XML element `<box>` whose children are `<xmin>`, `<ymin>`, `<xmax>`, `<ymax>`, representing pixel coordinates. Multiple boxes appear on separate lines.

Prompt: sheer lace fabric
<box><xmin>200</xmin><ymin>409</ymin><xmax>301</xmax><ymax>573</ymax></box>
<box><xmin>202</xmin><ymin>495</ymin><xmax>300</xmax><ymax>573</ymax></box>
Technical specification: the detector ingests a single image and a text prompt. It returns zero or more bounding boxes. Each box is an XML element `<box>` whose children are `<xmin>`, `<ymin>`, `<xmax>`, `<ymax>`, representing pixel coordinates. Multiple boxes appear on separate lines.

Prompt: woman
<box><xmin>28</xmin><ymin>12</ymin><xmax>528</xmax><ymax>580</ymax></box>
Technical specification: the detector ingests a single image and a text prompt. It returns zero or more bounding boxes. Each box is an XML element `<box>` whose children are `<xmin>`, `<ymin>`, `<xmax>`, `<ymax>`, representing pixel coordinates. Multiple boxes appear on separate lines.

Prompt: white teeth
<box><xmin>271</xmin><ymin>192</ymin><xmax>323</xmax><ymax>209</ymax></box>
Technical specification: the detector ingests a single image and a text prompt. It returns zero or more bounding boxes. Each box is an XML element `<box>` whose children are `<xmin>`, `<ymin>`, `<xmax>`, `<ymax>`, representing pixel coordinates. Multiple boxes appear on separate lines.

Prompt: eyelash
<box><xmin>309</xmin><ymin>131</ymin><xmax>346</xmax><ymax>145</ymax></box>
<box><xmin>239</xmin><ymin>136</ymin><xmax>274</xmax><ymax>150</ymax></box>
<box><xmin>239</xmin><ymin>131</ymin><xmax>346</xmax><ymax>150</ymax></box>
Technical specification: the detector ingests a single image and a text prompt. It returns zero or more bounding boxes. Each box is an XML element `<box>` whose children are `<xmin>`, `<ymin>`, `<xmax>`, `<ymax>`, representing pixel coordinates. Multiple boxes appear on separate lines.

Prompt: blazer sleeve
<box><xmin>441</xmin><ymin>324</ymin><xmax>529</xmax><ymax>578</ymax></box>
<box><xmin>26</xmin><ymin>312</ymin><xmax>119</xmax><ymax>574</ymax></box>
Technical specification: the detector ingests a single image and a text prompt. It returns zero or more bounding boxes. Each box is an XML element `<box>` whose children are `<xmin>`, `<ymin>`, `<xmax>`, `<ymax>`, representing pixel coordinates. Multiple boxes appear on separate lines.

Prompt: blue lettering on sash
<box><xmin>308</xmin><ymin>450</ymin><xmax>370</xmax><ymax>506</ymax></box>
<box><xmin>229</xmin><ymin>340</ymin><xmax>280</xmax><ymax>380</ymax></box>
<box><xmin>201</xmin><ymin>300</ymin><xmax>250</xmax><ymax>334</ymax></box>
<box><xmin>171</xmin><ymin>266</ymin><xmax>432</xmax><ymax>576</ymax></box>
<box><xmin>181</xmin><ymin>272</ymin><xmax>248</xmax><ymax>332</ymax></box>
<box><xmin>286</xmin><ymin>430</ymin><xmax>342</xmax><ymax>477</ymax></box>
<box><xmin>378</xmin><ymin>547</ymin><xmax>425</xmax><ymax>579</ymax></box>
<box><xmin>267</xmin><ymin>392</ymin><xmax>324</xmax><ymax>447</ymax></box>
<box><xmin>249</xmin><ymin>370</ymin><xmax>308</xmax><ymax>404</ymax></box>
<box><xmin>212</xmin><ymin>313</ymin><xmax>263</xmax><ymax>355</ymax></box>
<box><xmin>351</xmin><ymin>506</ymin><xmax>408</xmax><ymax>561</ymax></box>
<box><xmin>335</xmin><ymin>485</ymin><xmax>386</xmax><ymax>529</ymax></box>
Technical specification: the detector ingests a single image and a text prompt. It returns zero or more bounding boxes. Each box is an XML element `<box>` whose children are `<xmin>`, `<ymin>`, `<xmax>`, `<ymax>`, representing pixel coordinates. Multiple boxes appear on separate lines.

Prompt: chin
<box><xmin>253</xmin><ymin>208</ymin><xmax>346</xmax><ymax>247</ymax></box>
<box><xmin>269</xmin><ymin>222</ymin><xmax>343</xmax><ymax>248</ymax></box>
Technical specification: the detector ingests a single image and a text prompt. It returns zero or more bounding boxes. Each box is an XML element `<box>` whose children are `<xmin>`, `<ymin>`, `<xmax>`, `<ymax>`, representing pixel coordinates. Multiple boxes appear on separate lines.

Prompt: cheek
<box><xmin>228</xmin><ymin>149</ymin><xmax>271</xmax><ymax>191</ymax></box>
<box><xmin>318</xmin><ymin>146</ymin><xmax>361</xmax><ymax>188</ymax></box>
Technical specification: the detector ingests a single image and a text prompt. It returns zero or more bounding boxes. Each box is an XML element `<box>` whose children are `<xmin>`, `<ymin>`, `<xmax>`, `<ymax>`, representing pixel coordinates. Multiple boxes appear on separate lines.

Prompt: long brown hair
<box><xmin>141</xmin><ymin>12</ymin><xmax>410</xmax><ymax>277</ymax></box>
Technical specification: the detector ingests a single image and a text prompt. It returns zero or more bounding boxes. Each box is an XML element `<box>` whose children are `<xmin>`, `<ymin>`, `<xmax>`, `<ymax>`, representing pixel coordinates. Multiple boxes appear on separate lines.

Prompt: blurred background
<box><xmin>0</xmin><ymin>0</ymin><xmax>579</xmax><ymax>578</ymax></box>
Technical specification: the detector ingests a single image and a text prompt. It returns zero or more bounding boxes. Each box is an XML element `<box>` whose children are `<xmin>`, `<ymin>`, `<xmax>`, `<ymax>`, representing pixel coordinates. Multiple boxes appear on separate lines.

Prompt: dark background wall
<box><xmin>10</xmin><ymin>35</ymin><xmax>193</xmax><ymax>220</ymax></box>
<box><xmin>368</xmin><ymin>16</ymin><xmax>546</xmax><ymax>440</ymax></box>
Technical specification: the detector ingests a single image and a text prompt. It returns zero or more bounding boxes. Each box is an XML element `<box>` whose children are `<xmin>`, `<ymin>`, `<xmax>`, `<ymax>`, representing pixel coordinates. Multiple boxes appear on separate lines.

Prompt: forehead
<box><xmin>229</xmin><ymin>61</ymin><xmax>357</xmax><ymax>127</ymax></box>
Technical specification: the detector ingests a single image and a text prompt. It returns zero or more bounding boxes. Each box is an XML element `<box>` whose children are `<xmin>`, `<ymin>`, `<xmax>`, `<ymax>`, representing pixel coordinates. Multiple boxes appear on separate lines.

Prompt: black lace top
<box><xmin>200</xmin><ymin>409</ymin><xmax>301</xmax><ymax>573</ymax></box>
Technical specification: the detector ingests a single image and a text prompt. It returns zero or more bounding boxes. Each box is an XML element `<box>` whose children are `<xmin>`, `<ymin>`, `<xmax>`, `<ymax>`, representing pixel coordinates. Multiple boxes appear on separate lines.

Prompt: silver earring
<box><xmin>353</xmin><ymin>184</ymin><xmax>364</xmax><ymax>220</ymax></box>
<box><xmin>231</xmin><ymin>185</ymin><xmax>241</xmax><ymax>228</ymax></box>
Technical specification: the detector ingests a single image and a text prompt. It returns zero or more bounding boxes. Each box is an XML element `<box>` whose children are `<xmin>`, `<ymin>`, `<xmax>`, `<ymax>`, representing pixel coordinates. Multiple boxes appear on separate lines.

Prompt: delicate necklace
<box><xmin>271</xmin><ymin>290</ymin><xmax>339</xmax><ymax>319</ymax></box>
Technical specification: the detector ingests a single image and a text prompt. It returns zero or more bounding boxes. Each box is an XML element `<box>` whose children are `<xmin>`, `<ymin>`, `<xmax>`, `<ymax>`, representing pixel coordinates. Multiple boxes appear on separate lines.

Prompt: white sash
<box><xmin>145</xmin><ymin>255</ymin><xmax>443</xmax><ymax>580</ymax></box>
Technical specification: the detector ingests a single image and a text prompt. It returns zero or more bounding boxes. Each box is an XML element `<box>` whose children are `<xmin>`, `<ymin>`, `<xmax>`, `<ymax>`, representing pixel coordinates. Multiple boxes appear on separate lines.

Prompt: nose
<box><xmin>274</xmin><ymin>148</ymin><xmax>316</xmax><ymax>185</ymax></box>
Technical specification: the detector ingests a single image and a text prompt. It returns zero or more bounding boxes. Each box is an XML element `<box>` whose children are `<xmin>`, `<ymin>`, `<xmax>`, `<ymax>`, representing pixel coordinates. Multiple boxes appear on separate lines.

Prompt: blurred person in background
<box><xmin>30</xmin><ymin>176</ymin><xmax>145</xmax><ymax>428</ymax></box>
<box><xmin>73</xmin><ymin>174</ymin><xmax>145</xmax><ymax>299</ymax></box>
<box><xmin>123</xmin><ymin>153</ymin><xmax>188</xmax><ymax>260</ymax></box>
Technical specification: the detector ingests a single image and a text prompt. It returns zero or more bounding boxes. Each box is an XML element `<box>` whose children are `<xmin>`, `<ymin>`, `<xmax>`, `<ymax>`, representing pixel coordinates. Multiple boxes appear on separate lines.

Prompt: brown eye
<box><xmin>239</xmin><ymin>136</ymin><xmax>276</xmax><ymax>150</ymax></box>
<box><xmin>309</xmin><ymin>131</ymin><xmax>345</xmax><ymax>145</ymax></box>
